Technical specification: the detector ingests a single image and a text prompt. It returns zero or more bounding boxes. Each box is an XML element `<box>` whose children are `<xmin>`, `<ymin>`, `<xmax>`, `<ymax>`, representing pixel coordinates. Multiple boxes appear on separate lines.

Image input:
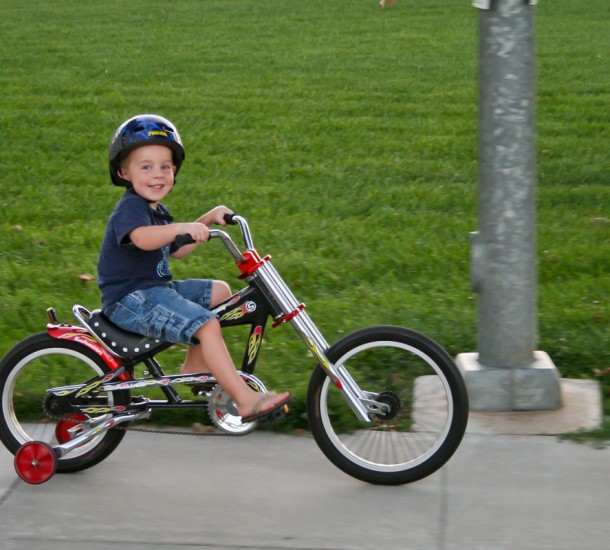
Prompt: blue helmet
<box><xmin>108</xmin><ymin>114</ymin><xmax>185</xmax><ymax>187</ymax></box>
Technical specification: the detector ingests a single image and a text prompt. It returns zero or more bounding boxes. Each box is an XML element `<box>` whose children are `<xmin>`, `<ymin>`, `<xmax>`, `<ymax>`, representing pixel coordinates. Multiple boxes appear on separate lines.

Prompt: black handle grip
<box><xmin>174</xmin><ymin>234</ymin><xmax>196</xmax><ymax>248</ymax></box>
<box><xmin>175</xmin><ymin>215</ymin><xmax>237</xmax><ymax>247</ymax></box>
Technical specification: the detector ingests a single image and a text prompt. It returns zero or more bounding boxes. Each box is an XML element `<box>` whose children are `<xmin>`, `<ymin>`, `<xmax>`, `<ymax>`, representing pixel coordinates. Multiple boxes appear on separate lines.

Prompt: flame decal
<box><xmin>247</xmin><ymin>326</ymin><xmax>263</xmax><ymax>364</ymax></box>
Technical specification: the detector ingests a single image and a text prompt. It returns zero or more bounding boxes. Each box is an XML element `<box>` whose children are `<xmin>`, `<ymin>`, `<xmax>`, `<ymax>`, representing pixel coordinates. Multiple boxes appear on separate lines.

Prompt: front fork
<box><xmin>248</xmin><ymin>255</ymin><xmax>373</xmax><ymax>422</ymax></box>
<box><xmin>295</xmin><ymin>313</ymin><xmax>376</xmax><ymax>422</ymax></box>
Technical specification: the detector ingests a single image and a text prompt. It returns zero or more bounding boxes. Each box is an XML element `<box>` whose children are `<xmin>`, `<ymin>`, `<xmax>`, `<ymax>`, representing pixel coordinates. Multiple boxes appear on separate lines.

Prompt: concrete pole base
<box><xmin>456</xmin><ymin>351</ymin><xmax>562</xmax><ymax>412</ymax></box>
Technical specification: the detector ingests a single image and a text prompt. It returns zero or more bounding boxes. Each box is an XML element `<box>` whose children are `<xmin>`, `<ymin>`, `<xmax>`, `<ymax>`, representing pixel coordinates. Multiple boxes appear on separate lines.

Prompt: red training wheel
<box><xmin>14</xmin><ymin>441</ymin><xmax>57</xmax><ymax>484</ymax></box>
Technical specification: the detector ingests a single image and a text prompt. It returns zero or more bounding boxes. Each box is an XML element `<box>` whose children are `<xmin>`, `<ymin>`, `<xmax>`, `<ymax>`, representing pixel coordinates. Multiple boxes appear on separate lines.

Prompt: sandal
<box><xmin>241</xmin><ymin>391</ymin><xmax>292</xmax><ymax>423</ymax></box>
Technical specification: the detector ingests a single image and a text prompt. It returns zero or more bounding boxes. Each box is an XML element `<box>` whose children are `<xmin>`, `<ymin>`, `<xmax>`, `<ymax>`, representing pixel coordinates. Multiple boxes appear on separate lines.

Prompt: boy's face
<box><xmin>119</xmin><ymin>145</ymin><xmax>176</xmax><ymax>205</ymax></box>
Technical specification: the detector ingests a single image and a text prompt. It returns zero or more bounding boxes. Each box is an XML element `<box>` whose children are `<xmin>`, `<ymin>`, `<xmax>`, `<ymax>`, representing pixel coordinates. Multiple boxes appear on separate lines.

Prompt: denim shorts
<box><xmin>104</xmin><ymin>279</ymin><xmax>216</xmax><ymax>345</ymax></box>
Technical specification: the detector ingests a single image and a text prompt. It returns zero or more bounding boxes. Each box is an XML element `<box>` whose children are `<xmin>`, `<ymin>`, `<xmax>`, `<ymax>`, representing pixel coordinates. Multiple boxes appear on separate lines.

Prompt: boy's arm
<box><xmin>130</xmin><ymin>222</ymin><xmax>210</xmax><ymax>252</ymax></box>
<box><xmin>131</xmin><ymin>206</ymin><xmax>233</xmax><ymax>257</ymax></box>
<box><xmin>170</xmin><ymin>206</ymin><xmax>233</xmax><ymax>259</ymax></box>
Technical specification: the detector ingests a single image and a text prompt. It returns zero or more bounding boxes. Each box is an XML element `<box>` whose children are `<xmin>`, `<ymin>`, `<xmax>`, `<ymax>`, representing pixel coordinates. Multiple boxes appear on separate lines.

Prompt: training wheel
<box><xmin>55</xmin><ymin>413</ymin><xmax>88</xmax><ymax>444</ymax></box>
<box><xmin>14</xmin><ymin>441</ymin><xmax>58</xmax><ymax>484</ymax></box>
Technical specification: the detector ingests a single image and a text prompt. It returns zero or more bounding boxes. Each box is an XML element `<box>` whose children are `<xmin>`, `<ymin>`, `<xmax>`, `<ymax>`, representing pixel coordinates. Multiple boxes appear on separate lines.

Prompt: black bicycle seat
<box><xmin>86</xmin><ymin>310</ymin><xmax>171</xmax><ymax>359</ymax></box>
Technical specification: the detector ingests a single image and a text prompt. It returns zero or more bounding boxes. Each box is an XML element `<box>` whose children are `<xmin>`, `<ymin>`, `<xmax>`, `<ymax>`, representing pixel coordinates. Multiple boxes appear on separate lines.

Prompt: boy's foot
<box><xmin>240</xmin><ymin>391</ymin><xmax>292</xmax><ymax>423</ymax></box>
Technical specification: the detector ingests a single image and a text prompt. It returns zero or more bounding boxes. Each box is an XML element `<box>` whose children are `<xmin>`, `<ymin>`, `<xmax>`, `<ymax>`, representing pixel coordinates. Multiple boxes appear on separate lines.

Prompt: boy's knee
<box><xmin>212</xmin><ymin>280</ymin><xmax>232</xmax><ymax>306</ymax></box>
<box><xmin>194</xmin><ymin>317</ymin><xmax>221</xmax><ymax>339</ymax></box>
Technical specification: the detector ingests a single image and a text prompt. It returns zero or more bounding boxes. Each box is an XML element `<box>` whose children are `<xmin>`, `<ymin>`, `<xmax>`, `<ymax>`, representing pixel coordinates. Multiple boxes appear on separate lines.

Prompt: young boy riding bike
<box><xmin>97</xmin><ymin>114</ymin><xmax>291</xmax><ymax>424</ymax></box>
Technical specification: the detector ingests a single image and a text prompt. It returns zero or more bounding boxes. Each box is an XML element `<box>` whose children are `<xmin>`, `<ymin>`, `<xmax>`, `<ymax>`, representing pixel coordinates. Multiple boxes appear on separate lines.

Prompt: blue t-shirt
<box><xmin>98</xmin><ymin>191</ymin><xmax>178</xmax><ymax>310</ymax></box>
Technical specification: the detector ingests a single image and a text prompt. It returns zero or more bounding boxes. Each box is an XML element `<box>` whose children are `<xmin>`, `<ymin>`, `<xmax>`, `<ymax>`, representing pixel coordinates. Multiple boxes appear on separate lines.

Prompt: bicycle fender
<box><xmin>47</xmin><ymin>325</ymin><xmax>125</xmax><ymax>373</ymax></box>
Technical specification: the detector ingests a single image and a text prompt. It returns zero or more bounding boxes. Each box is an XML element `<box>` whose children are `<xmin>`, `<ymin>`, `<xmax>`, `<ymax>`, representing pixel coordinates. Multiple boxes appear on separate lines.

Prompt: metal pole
<box><xmin>477</xmin><ymin>0</ymin><xmax>537</xmax><ymax>367</ymax></box>
<box><xmin>456</xmin><ymin>0</ymin><xmax>561</xmax><ymax>411</ymax></box>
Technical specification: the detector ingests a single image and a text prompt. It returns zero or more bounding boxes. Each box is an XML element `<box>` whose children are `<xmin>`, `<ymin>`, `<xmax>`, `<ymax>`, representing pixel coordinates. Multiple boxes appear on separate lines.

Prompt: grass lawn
<box><xmin>0</xmin><ymin>0</ymin><xmax>608</xmax><ymax>433</ymax></box>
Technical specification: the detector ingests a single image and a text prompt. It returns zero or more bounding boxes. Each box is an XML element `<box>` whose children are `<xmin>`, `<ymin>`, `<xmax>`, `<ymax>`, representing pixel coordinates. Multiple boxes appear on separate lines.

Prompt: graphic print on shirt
<box><xmin>157</xmin><ymin>245</ymin><xmax>172</xmax><ymax>278</ymax></box>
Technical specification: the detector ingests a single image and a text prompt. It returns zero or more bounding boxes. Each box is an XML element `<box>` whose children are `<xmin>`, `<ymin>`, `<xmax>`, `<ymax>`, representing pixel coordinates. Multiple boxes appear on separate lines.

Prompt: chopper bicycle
<box><xmin>0</xmin><ymin>215</ymin><xmax>468</xmax><ymax>486</ymax></box>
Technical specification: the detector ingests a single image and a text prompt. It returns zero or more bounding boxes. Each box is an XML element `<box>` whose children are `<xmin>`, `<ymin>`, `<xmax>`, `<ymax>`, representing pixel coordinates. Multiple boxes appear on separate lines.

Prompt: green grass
<box><xmin>0</xmin><ymin>0</ymin><xmax>608</xmax><ymax>433</ymax></box>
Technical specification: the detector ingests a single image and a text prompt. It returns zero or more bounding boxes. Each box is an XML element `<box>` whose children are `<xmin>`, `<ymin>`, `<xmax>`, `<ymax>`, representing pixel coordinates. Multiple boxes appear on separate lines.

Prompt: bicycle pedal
<box><xmin>255</xmin><ymin>404</ymin><xmax>289</xmax><ymax>426</ymax></box>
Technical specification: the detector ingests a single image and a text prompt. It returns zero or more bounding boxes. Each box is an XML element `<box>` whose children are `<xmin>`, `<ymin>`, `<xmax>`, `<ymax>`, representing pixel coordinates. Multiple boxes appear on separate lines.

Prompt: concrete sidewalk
<box><xmin>0</xmin><ymin>424</ymin><xmax>608</xmax><ymax>550</ymax></box>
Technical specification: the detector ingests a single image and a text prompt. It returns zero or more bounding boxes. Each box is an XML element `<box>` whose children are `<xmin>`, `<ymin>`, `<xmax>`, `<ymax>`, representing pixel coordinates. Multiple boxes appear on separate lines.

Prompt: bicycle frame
<box><xmin>48</xmin><ymin>216</ymin><xmax>374</xmax><ymax>422</ymax></box>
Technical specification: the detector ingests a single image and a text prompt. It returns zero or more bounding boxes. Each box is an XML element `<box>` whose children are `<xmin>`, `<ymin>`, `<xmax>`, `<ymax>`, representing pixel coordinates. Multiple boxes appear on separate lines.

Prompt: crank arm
<box><xmin>54</xmin><ymin>410</ymin><xmax>151</xmax><ymax>459</ymax></box>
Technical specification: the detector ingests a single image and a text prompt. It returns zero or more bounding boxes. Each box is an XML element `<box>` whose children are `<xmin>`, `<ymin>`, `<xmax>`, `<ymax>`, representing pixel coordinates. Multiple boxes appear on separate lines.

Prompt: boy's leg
<box><xmin>178</xmin><ymin>280</ymin><xmax>290</xmax><ymax>418</ymax></box>
<box><xmin>210</xmin><ymin>280</ymin><xmax>232</xmax><ymax>307</ymax></box>
<box><xmin>181</xmin><ymin>280</ymin><xmax>232</xmax><ymax>373</ymax></box>
<box><xmin>191</xmin><ymin>318</ymin><xmax>290</xmax><ymax>418</ymax></box>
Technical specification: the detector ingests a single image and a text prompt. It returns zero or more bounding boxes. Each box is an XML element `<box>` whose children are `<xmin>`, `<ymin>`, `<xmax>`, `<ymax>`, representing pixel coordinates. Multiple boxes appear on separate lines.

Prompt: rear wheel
<box><xmin>0</xmin><ymin>333</ymin><xmax>130</xmax><ymax>473</ymax></box>
<box><xmin>307</xmin><ymin>326</ymin><xmax>469</xmax><ymax>485</ymax></box>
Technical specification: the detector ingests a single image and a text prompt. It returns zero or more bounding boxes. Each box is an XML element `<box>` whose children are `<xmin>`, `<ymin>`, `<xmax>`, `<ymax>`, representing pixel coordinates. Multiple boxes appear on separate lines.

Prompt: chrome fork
<box><xmin>209</xmin><ymin>217</ymin><xmax>373</xmax><ymax>422</ymax></box>
<box><xmin>254</xmin><ymin>259</ymin><xmax>372</xmax><ymax>422</ymax></box>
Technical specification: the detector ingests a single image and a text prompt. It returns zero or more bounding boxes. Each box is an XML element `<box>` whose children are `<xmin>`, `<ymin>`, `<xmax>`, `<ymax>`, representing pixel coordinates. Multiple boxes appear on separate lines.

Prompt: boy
<box><xmin>98</xmin><ymin>114</ymin><xmax>290</xmax><ymax>423</ymax></box>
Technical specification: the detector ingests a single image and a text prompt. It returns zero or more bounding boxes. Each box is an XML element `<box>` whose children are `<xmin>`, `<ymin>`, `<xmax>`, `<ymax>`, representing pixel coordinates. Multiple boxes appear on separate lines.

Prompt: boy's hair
<box><xmin>109</xmin><ymin>114</ymin><xmax>185</xmax><ymax>187</ymax></box>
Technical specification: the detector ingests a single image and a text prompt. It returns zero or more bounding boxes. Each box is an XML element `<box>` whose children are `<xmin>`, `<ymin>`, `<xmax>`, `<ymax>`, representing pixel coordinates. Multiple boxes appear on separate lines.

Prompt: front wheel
<box><xmin>0</xmin><ymin>332</ymin><xmax>130</xmax><ymax>473</ymax></box>
<box><xmin>307</xmin><ymin>326</ymin><xmax>469</xmax><ymax>485</ymax></box>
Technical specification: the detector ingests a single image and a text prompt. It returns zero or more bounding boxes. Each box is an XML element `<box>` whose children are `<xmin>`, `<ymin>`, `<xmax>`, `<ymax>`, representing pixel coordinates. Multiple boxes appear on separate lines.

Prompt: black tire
<box><xmin>307</xmin><ymin>326</ymin><xmax>469</xmax><ymax>485</ymax></box>
<box><xmin>0</xmin><ymin>332</ymin><xmax>130</xmax><ymax>473</ymax></box>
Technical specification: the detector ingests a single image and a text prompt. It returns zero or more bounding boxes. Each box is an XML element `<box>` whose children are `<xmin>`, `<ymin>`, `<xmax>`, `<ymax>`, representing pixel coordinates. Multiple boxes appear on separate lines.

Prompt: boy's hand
<box><xmin>179</xmin><ymin>222</ymin><xmax>210</xmax><ymax>244</ymax></box>
<box><xmin>206</xmin><ymin>205</ymin><xmax>234</xmax><ymax>226</ymax></box>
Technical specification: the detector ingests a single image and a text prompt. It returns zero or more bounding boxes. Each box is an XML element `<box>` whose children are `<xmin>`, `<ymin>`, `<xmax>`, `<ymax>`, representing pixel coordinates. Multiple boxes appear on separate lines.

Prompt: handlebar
<box><xmin>223</xmin><ymin>213</ymin><xmax>237</xmax><ymax>226</ymax></box>
<box><xmin>173</xmin><ymin>214</ymin><xmax>252</xmax><ymax>263</ymax></box>
<box><xmin>173</xmin><ymin>234</ymin><xmax>197</xmax><ymax>248</ymax></box>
